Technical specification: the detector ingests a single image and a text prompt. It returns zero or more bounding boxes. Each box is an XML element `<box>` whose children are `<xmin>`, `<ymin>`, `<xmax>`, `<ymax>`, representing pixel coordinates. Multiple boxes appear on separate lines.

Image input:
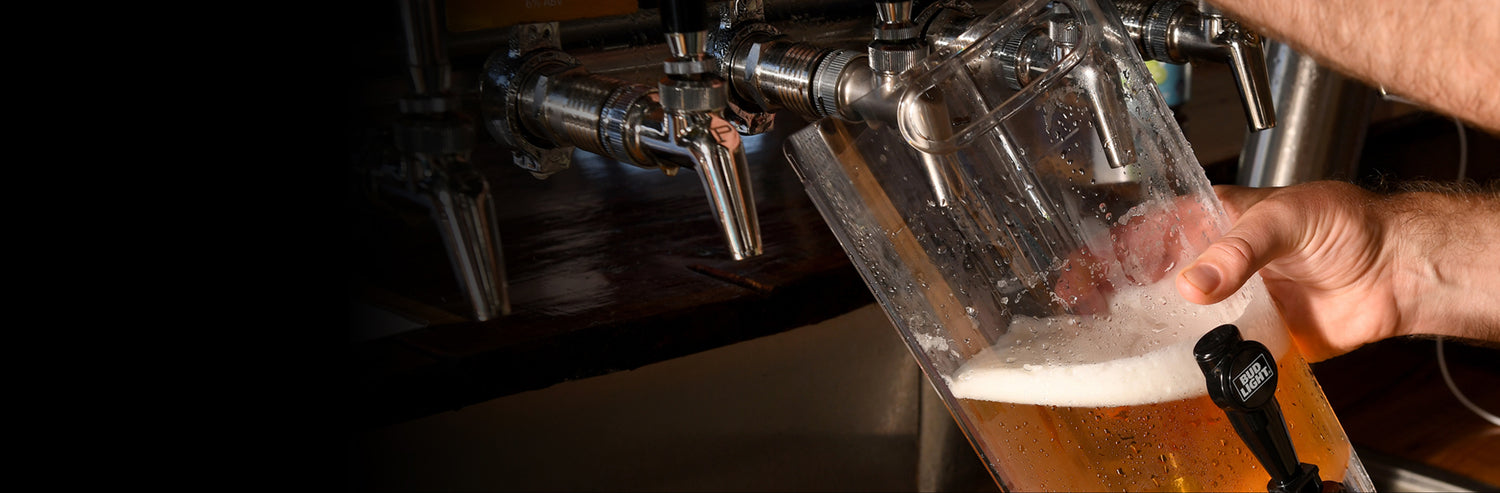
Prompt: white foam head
<box><xmin>948</xmin><ymin>278</ymin><xmax>1285</xmax><ymax>408</ymax></box>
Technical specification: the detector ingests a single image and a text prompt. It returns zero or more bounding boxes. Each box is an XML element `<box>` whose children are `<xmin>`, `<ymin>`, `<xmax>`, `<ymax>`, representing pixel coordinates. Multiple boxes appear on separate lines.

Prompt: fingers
<box><xmin>1054</xmin><ymin>248</ymin><xmax>1112</xmax><ymax>314</ymax></box>
<box><xmin>1177</xmin><ymin>192</ymin><xmax>1302</xmax><ymax>305</ymax></box>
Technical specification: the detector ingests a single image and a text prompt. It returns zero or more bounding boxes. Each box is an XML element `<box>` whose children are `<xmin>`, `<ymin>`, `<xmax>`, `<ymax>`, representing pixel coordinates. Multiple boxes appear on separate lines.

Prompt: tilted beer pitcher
<box><xmin>784</xmin><ymin>0</ymin><xmax>1374</xmax><ymax>490</ymax></box>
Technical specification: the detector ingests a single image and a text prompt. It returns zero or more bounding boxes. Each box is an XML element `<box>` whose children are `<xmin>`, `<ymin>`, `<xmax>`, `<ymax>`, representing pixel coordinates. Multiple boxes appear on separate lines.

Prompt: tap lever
<box><xmin>1194</xmin><ymin>324</ymin><xmax>1341</xmax><ymax>493</ymax></box>
<box><xmin>660</xmin><ymin>0</ymin><xmax>708</xmax><ymax>36</ymax></box>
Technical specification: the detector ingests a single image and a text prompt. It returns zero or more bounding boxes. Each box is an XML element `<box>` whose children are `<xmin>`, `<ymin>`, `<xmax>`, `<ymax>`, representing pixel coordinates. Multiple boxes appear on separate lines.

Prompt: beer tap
<box><xmin>475</xmin><ymin>0</ymin><xmax>1274</xmax><ymax>259</ymax></box>
<box><xmin>1115</xmin><ymin>0</ymin><xmax>1277</xmax><ymax>131</ymax></box>
<box><xmin>989</xmin><ymin>15</ymin><xmax>1139</xmax><ymax>171</ymax></box>
<box><xmin>658</xmin><ymin>0</ymin><xmax>764</xmax><ymax>259</ymax></box>
<box><xmin>391</xmin><ymin>0</ymin><xmax>510</xmax><ymax>321</ymax></box>
<box><xmin>478</xmin><ymin>9</ymin><xmax>764</xmax><ymax>260</ymax></box>
<box><xmin>970</xmin><ymin>0</ymin><xmax>1279</xmax><ymax>175</ymax></box>
<box><xmin>868</xmin><ymin>0</ymin><xmax>969</xmax><ymax>206</ymax></box>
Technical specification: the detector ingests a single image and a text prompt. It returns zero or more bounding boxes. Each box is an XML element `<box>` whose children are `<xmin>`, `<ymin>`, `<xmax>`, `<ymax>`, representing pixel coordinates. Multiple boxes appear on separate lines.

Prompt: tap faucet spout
<box><xmin>659</xmin><ymin>0</ymin><xmax>764</xmax><ymax>259</ymax></box>
<box><xmin>671</xmin><ymin>112</ymin><xmax>763</xmax><ymax>259</ymax></box>
<box><xmin>1211</xmin><ymin>17</ymin><xmax>1276</xmax><ymax>131</ymax></box>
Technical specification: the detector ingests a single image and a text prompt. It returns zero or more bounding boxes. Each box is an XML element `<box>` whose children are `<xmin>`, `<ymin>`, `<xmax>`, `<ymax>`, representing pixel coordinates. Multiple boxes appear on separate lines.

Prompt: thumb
<box><xmin>1177</xmin><ymin>189</ymin><xmax>1298</xmax><ymax>304</ymax></box>
<box><xmin>1212</xmin><ymin>184</ymin><xmax>1277</xmax><ymax>222</ymax></box>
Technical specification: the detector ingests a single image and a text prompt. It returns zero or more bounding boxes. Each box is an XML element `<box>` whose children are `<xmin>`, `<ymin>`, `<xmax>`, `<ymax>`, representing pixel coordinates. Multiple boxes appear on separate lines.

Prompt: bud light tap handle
<box><xmin>1194</xmin><ymin>324</ymin><xmax>1343</xmax><ymax>493</ymax></box>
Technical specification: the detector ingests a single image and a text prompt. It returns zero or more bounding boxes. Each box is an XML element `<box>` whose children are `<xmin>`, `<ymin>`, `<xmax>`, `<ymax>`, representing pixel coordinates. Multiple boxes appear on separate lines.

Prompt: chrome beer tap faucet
<box><xmin>869</xmin><ymin>0</ymin><xmax>964</xmax><ymax>205</ymax></box>
<box><xmin>988</xmin><ymin>12</ymin><xmax>1140</xmax><ymax>171</ymax></box>
<box><xmin>479</xmin><ymin>5</ymin><xmax>763</xmax><ymax>260</ymax></box>
<box><xmin>657</xmin><ymin>0</ymin><xmax>763</xmax><ymax>260</ymax></box>
<box><xmin>1115</xmin><ymin>0</ymin><xmax>1277</xmax><ymax>131</ymax></box>
<box><xmin>391</xmin><ymin>0</ymin><xmax>510</xmax><ymax>321</ymax></box>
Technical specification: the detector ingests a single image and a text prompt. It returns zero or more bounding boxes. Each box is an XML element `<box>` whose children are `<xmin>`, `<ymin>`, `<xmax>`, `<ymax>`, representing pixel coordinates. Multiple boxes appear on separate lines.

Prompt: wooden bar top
<box><xmin>349</xmin><ymin>116</ymin><xmax>875</xmax><ymax>428</ymax></box>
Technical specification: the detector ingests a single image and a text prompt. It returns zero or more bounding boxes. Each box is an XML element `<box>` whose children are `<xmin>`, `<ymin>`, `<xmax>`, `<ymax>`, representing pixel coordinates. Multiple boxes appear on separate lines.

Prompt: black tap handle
<box><xmin>659</xmin><ymin>0</ymin><xmax>707</xmax><ymax>34</ymax></box>
<box><xmin>1195</xmin><ymin>324</ymin><xmax>1329</xmax><ymax>493</ymax></box>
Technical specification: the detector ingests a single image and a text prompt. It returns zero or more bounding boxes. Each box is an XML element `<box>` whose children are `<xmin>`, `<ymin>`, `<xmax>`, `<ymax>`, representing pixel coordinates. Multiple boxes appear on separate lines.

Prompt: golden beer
<box><xmin>948</xmin><ymin>283</ymin><xmax>1356</xmax><ymax>492</ymax></box>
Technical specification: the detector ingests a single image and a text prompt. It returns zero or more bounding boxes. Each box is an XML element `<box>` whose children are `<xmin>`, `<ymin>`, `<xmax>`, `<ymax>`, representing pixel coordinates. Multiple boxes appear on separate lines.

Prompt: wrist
<box><xmin>1381</xmin><ymin>190</ymin><xmax>1500</xmax><ymax>341</ymax></box>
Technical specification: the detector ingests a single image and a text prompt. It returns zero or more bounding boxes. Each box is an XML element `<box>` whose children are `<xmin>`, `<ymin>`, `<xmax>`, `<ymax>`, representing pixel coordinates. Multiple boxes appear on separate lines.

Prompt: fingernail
<box><xmin>1182</xmin><ymin>265</ymin><xmax>1221</xmax><ymax>294</ymax></box>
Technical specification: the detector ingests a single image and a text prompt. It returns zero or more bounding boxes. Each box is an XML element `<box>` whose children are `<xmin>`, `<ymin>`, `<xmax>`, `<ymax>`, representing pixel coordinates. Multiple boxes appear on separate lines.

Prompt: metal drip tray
<box><xmin>1359</xmin><ymin>447</ymin><xmax>1497</xmax><ymax>492</ymax></box>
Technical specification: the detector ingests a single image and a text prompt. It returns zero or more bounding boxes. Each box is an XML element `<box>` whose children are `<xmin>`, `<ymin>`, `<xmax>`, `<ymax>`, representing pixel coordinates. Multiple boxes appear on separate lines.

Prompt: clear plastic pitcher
<box><xmin>783</xmin><ymin>0</ymin><xmax>1373</xmax><ymax>490</ymax></box>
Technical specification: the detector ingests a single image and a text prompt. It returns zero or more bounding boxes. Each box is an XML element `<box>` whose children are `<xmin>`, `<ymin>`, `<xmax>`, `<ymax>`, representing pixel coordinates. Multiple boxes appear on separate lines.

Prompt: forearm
<box><xmin>1384</xmin><ymin>187</ymin><xmax>1500</xmax><ymax>343</ymax></box>
<box><xmin>1205</xmin><ymin>0</ymin><xmax>1500</xmax><ymax>133</ymax></box>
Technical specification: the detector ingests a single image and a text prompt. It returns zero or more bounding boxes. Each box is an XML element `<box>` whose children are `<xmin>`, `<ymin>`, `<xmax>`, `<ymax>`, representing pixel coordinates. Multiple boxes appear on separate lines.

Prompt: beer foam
<box><xmin>949</xmin><ymin>277</ymin><xmax>1285</xmax><ymax>408</ymax></box>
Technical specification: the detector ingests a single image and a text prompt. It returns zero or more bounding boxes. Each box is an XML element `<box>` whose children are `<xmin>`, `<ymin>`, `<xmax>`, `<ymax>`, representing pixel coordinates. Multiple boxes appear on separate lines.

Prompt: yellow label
<box><xmin>1145</xmin><ymin>60</ymin><xmax>1168</xmax><ymax>85</ymax></box>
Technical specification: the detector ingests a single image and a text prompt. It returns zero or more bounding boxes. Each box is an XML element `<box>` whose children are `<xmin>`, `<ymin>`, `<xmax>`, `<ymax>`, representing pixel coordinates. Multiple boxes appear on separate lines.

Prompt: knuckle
<box><xmin>1211</xmin><ymin>235</ymin><xmax>1259</xmax><ymax>270</ymax></box>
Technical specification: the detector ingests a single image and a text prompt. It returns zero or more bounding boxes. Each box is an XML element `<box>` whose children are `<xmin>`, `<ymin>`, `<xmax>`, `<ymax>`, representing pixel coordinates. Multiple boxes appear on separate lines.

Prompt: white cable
<box><xmin>1436</xmin><ymin>337</ymin><xmax>1500</xmax><ymax>426</ymax></box>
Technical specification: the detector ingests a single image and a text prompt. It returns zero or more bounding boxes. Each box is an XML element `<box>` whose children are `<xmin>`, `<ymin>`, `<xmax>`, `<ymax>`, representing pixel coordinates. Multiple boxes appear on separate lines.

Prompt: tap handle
<box><xmin>660</xmin><ymin>0</ymin><xmax>707</xmax><ymax>35</ymax></box>
<box><xmin>659</xmin><ymin>0</ymin><xmax>712</xmax><ymax>70</ymax></box>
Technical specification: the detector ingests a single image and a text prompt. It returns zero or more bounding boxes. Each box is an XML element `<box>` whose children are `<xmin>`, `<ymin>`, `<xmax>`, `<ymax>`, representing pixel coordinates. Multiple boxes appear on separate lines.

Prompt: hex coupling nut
<box><xmin>599</xmin><ymin>84</ymin><xmax>655</xmax><ymax>165</ymax></box>
<box><xmin>998</xmin><ymin>27</ymin><xmax>1052</xmax><ymax>90</ymax></box>
<box><xmin>659</xmin><ymin>78</ymin><xmax>729</xmax><ymax>113</ymax></box>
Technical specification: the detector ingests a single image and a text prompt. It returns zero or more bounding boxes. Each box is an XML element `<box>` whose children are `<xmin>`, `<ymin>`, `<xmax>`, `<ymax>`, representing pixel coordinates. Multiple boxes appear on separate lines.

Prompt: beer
<box><xmin>949</xmin><ymin>282</ymin><xmax>1355</xmax><ymax>492</ymax></box>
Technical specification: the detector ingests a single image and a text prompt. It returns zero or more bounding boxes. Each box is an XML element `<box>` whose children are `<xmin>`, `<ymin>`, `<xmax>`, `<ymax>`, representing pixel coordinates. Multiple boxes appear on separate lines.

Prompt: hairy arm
<box><xmin>1385</xmin><ymin>185</ymin><xmax>1500</xmax><ymax>345</ymax></box>
<box><xmin>1207</xmin><ymin>0</ymin><xmax>1500</xmax><ymax>133</ymax></box>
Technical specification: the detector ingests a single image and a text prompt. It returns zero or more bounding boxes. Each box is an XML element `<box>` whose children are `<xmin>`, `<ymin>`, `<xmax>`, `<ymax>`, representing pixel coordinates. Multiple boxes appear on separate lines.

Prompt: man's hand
<box><xmin>1176</xmin><ymin>181</ymin><xmax>1500</xmax><ymax>361</ymax></box>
